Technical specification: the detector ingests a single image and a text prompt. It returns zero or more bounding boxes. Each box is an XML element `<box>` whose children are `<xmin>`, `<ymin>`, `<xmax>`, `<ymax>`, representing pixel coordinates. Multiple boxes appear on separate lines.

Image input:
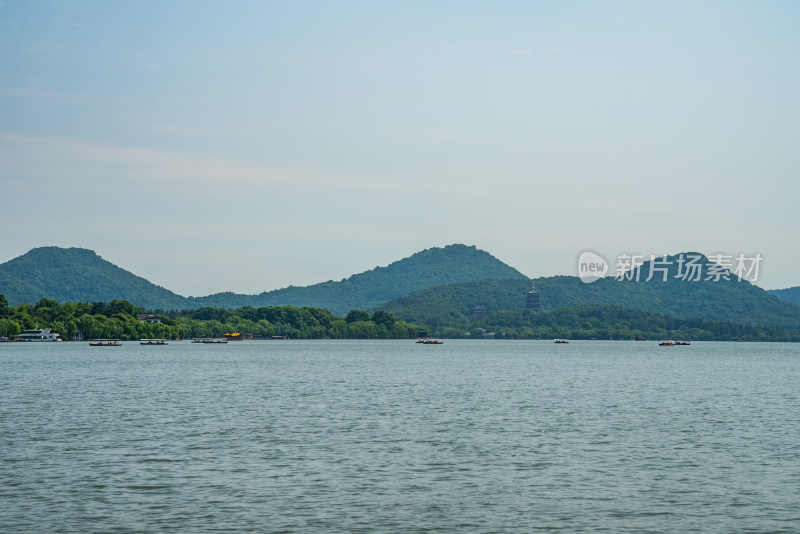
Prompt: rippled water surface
<box><xmin>2</xmin><ymin>340</ymin><xmax>799</xmax><ymax>532</ymax></box>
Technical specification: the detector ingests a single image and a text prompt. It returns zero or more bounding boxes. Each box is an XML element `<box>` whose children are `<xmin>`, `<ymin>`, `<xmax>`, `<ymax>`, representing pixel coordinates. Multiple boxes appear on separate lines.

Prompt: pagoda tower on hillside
<box><xmin>524</xmin><ymin>281</ymin><xmax>542</xmax><ymax>313</ymax></box>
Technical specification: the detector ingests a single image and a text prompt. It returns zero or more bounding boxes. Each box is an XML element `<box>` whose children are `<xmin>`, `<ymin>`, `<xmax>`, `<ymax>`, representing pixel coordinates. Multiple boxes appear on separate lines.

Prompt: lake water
<box><xmin>1</xmin><ymin>340</ymin><xmax>799</xmax><ymax>533</ymax></box>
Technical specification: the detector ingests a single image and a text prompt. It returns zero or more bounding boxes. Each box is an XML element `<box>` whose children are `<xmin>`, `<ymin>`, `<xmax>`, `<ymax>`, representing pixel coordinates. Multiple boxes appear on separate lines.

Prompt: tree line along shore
<box><xmin>0</xmin><ymin>296</ymin><xmax>425</xmax><ymax>341</ymax></box>
<box><xmin>1</xmin><ymin>294</ymin><xmax>797</xmax><ymax>342</ymax></box>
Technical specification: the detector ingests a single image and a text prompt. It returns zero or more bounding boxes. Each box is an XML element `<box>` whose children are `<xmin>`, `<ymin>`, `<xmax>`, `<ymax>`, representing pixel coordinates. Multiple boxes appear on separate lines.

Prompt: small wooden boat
<box><xmin>90</xmin><ymin>339</ymin><xmax>121</xmax><ymax>347</ymax></box>
<box><xmin>140</xmin><ymin>339</ymin><xmax>168</xmax><ymax>345</ymax></box>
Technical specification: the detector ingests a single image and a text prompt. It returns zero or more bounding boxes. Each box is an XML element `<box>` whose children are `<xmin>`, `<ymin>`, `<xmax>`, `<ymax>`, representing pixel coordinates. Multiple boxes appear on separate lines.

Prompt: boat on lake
<box><xmin>18</xmin><ymin>328</ymin><xmax>61</xmax><ymax>342</ymax></box>
<box><xmin>191</xmin><ymin>338</ymin><xmax>228</xmax><ymax>344</ymax></box>
<box><xmin>660</xmin><ymin>340</ymin><xmax>690</xmax><ymax>346</ymax></box>
<box><xmin>554</xmin><ymin>339</ymin><xmax>569</xmax><ymax>344</ymax></box>
<box><xmin>140</xmin><ymin>339</ymin><xmax>168</xmax><ymax>345</ymax></box>
<box><xmin>89</xmin><ymin>339</ymin><xmax>121</xmax><ymax>347</ymax></box>
<box><xmin>416</xmin><ymin>339</ymin><xmax>443</xmax><ymax>344</ymax></box>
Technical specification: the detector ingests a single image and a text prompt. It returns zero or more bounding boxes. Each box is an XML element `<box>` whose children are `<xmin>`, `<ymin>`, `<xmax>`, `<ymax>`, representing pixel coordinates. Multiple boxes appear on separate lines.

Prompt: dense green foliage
<box><xmin>0</xmin><ymin>247</ymin><xmax>186</xmax><ymax>310</ymax></box>
<box><xmin>768</xmin><ymin>286</ymin><xmax>800</xmax><ymax>307</ymax></box>
<box><xmin>449</xmin><ymin>305</ymin><xmax>799</xmax><ymax>342</ymax></box>
<box><xmin>0</xmin><ymin>244</ymin><xmax>526</xmax><ymax>315</ymax></box>
<box><xmin>186</xmin><ymin>244</ymin><xmax>527</xmax><ymax>314</ymax></box>
<box><xmin>0</xmin><ymin>295</ymin><xmax>424</xmax><ymax>341</ymax></box>
<box><xmin>378</xmin><ymin>256</ymin><xmax>800</xmax><ymax>331</ymax></box>
<box><xmin>1</xmin><ymin>292</ymin><xmax>795</xmax><ymax>343</ymax></box>
<box><xmin>378</xmin><ymin>278</ymin><xmax>533</xmax><ymax>330</ymax></box>
<box><xmin>535</xmin><ymin>254</ymin><xmax>800</xmax><ymax>329</ymax></box>
<box><xmin>0</xmin><ymin>270</ymin><xmax>42</xmax><ymax>305</ymax></box>
<box><xmin>4</xmin><ymin>247</ymin><xmax>799</xmax><ymax>343</ymax></box>
<box><xmin>175</xmin><ymin>306</ymin><xmax>423</xmax><ymax>339</ymax></box>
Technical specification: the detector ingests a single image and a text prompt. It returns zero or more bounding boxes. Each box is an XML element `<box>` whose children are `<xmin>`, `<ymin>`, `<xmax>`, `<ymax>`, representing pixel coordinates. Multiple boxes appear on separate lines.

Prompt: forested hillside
<box><xmin>4</xmin><ymin>247</ymin><xmax>799</xmax><ymax>336</ymax></box>
<box><xmin>0</xmin><ymin>244</ymin><xmax>526</xmax><ymax>314</ymax></box>
<box><xmin>187</xmin><ymin>244</ymin><xmax>527</xmax><ymax>314</ymax></box>
<box><xmin>378</xmin><ymin>254</ymin><xmax>800</xmax><ymax>330</ymax></box>
<box><xmin>768</xmin><ymin>286</ymin><xmax>800</xmax><ymax>307</ymax></box>
<box><xmin>0</xmin><ymin>247</ymin><xmax>187</xmax><ymax>309</ymax></box>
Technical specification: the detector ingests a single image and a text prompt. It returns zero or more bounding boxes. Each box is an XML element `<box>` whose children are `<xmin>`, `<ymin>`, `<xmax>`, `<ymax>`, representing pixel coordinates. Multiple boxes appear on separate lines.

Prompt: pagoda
<box><xmin>524</xmin><ymin>281</ymin><xmax>542</xmax><ymax>312</ymax></box>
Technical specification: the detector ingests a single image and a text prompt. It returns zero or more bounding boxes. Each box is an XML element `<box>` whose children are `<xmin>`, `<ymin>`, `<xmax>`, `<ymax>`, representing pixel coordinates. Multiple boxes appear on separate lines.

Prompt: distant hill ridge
<box><xmin>0</xmin><ymin>244</ymin><xmax>527</xmax><ymax>314</ymax></box>
<box><xmin>768</xmin><ymin>286</ymin><xmax>800</xmax><ymax>307</ymax></box>
<box><xmin>378</xmin><ymin>254</ymin><xmax>800</xmax><ymax>330</ymax></box>
<box><xmin>188</xmin><ymin>244</ymin><xmax>527</xmax><ymax>314</ymax></box>
<box><xmin>3</xmin><ymin>246</ymin><xmax>800</xmax><ymax>330</ymax></box>
<box><xmin>0</xmin><ymin>247</ymin><xmax>187</xmax><ymax>310</ymax></box>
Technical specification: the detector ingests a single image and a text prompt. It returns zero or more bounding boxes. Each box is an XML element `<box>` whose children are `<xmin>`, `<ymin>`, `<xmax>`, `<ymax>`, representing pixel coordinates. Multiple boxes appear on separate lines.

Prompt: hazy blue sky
<box><xmin>2</xmin><ymin>1</ymin><xmax>798</xmax><ymax>295</ymax></box>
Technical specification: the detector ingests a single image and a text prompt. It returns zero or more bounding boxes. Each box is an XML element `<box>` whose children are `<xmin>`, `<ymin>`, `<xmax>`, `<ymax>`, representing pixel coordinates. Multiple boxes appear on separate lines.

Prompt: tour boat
<box><xmin>18</xmin><ymin>328</ymin><xmax>61</xmax><ymax>342</ymax></box>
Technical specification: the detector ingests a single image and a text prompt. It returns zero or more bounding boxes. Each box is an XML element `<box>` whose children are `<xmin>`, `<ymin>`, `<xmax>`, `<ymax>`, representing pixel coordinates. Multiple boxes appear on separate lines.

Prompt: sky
<box><xmin>1</xmin><ymin>0</ymin><xmax>799</xmax><ymax>296</ymax></box>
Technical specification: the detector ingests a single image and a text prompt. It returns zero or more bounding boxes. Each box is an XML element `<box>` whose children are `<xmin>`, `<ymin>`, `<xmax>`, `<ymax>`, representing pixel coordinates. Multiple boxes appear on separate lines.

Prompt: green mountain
<box><xmin>767</xmin><ymin>287</ymin><xmax>800</xmax><ymax>308</ymax></box>
<box><xmin>0</xmin><ymin>269</ymin><xmax>43</xmax><ymax>306</ymax></box>
<box><xmin>0</xmin><ymin>247</ymin><xmax>187</xmax><ymax>310</ymax></box>
<box><xmin>377</xmin><ymin>278</ymin><xmax>533</xmax><ymax>330</ymax></box>
<box><xmin>5</xmin><ymin>246</ymin><xmax>797</xmax><ymax>332</ymax></box>
<box><xmin>378</xmin><ymin>254</ymin><xmax>800</xmax><ymax>331</ymax></box>
<box><xmin>187</xmin><ymin>244</ymin><xmax>528</xmax><ymax>315</ymax></box>
<box><xmin>0</xmin><ymin>244</ymin><xmax>527</xmax><ymax>315</ymax></box>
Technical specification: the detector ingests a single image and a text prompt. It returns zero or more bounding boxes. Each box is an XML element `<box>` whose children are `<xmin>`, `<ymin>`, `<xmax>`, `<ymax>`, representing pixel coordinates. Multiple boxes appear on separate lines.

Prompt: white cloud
<box><xmin>0</xmin><ymin>132</ymin><xmax>486</xmax><ymax>195</ymax></box>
